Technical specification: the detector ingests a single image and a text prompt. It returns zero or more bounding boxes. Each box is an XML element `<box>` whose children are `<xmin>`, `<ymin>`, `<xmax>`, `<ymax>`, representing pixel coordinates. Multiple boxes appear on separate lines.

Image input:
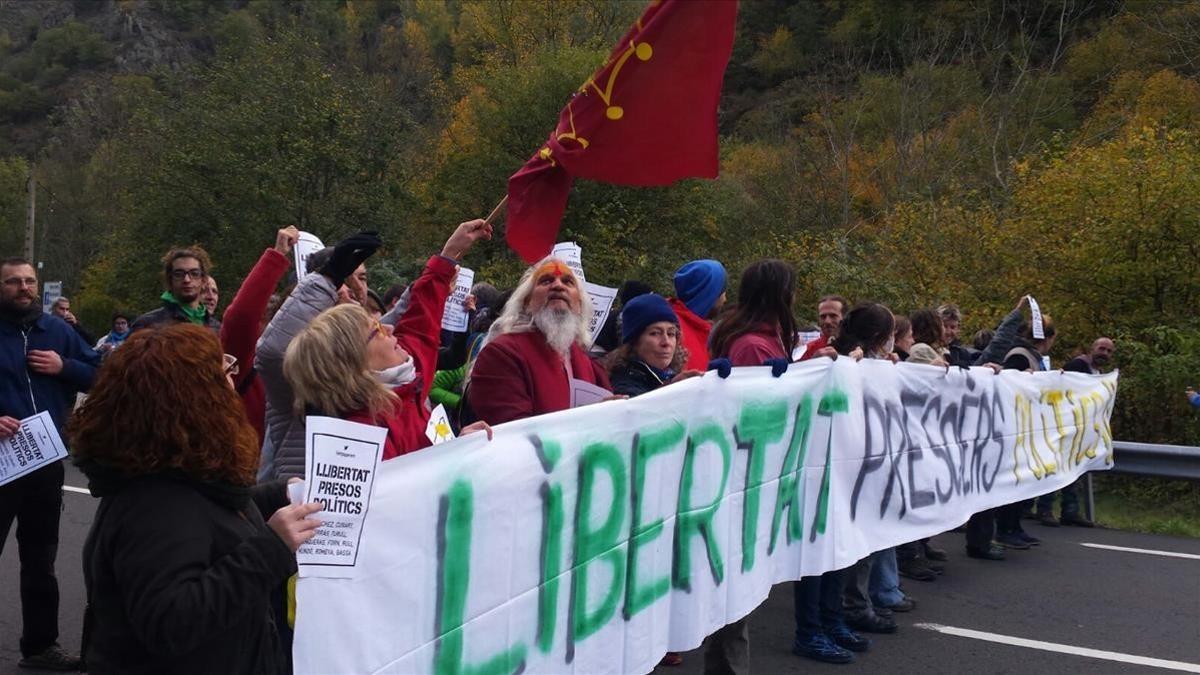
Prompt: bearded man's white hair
<box><xmin>486</xmin><ymin>256</ymin><xmax>593</xmax><ymax>354</ymax></box>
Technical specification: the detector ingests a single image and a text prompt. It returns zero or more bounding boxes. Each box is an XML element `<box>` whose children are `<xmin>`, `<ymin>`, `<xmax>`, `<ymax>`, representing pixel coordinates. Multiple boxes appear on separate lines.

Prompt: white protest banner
<box><xmin>297</xmin><ymin>416</ymin><xmax>386</xmax><ymax>577</ymax></box>
<box><xmin>295</xmin><ymin>361</ymin><xmax>1117</xmax><ymax>674</ymax></box>
<box><xmin>0</xmin><ymin>412</ymin><xmax>68</xmax><ymax>487</ymax></box>
<box><xmin>1028</xmin><ymin>295</ymin><xmax>1045</xmax><ymax>340</ymax></box>
<box><xmin>294</xmin><ymin>232</ymin><xmax>325</xmax><ymax>279</ymax></box>
<box><xmin>551</xmin><ymin>242</ymin><xmax>586</xmax><ymax>283</ymax></box>
<box><xmin>41</xmin><ymin>281</ymin><xmax>62</xmax><ymax>314</ymax></box>
<box><xmin>441</xmin><ymin>267</ymin><xmax>475</xmax><ymax>333</ymax></box>
<box><xmin>583</xmin><ymin>281</ymin><xmax>617</xmax><ymax>347</ymax></box>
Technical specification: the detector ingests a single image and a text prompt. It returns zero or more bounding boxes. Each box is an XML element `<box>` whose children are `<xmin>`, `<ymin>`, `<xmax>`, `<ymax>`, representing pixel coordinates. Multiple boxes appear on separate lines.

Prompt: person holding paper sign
<box><xmin>1</xmin><ymin>255</ymin><xmax>100</xmax><ymax>671</ymax></box>
<box><xmin>283</xmin><ymin>220</ymin><xmax>494</xmax><ymax>460</ymax></box>
<box><xmin>465</xmin><ymin>257</ymin><xmax>612</xmax><ymax>425</ymax></box>
<box><xmin>218</xmin><ymin>226</ymin><xmax>298</xmax><ymax>445</ymax></box>
<box><xmin>70</xmin><ymin>323</ymin><xmax>322</xmax><ymax>675</ymax></box>
<box><xmin>991</xmin><ymin>315</ymin><xmax>1058</xmax><ymax>551</ymax></box>
<box><xmin>257</xmin><ymin>230</ymin><xmax>385</xmax><ymax>480</ymax></box>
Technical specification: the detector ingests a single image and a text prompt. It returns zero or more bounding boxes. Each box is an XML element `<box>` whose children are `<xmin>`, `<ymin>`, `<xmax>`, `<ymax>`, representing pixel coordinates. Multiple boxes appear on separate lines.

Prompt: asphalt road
<box><xmin>3</xmin><ymin>462</ymin><xmax>1199</xmax><ymax>674</ymax></box>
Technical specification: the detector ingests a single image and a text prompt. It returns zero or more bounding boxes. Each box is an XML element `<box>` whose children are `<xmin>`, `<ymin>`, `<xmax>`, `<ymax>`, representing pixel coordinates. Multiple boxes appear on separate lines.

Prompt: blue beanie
<box><xmin>673</xmin><ymin>260</ymin><xmax>726</xmax><ymax>318</ymax></box>
<box><xmin>621</xmin><ymin>294</ymin><xmax>678</xmax><ymax>344</ymax></box>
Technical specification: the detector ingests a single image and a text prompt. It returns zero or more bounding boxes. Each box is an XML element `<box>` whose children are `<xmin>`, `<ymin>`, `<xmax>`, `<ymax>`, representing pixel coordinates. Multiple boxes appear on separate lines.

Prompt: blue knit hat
<box><xmin>673</xmin><ymin>260</ymin><xmax>726</xmax><ymax>318</ymax></box>
<box><xmin>621</xmin><ymin>293</ymin><xmax>678</xmax><ymax>344</ymax></box>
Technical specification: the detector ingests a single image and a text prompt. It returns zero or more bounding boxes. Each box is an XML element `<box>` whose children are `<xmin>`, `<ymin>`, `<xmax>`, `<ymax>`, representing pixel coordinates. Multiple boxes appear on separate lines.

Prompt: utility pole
<box><xmin>25</xmin><ymin>161</ymin><xmax>35</xmax><ymax>260</ymax></box>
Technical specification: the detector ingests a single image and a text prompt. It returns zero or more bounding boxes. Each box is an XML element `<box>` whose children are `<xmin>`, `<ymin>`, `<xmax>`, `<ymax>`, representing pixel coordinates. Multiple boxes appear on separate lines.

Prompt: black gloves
<box><xmin>320</xmin><ymin>231</ymin><xmax>382</xmax><ymax>287</ymax></box>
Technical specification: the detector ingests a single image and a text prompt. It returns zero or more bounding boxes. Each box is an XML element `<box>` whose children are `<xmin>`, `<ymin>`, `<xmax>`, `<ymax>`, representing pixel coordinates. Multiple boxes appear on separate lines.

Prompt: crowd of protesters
<box><xmin>0</xmin><ymin>221</ymin><xmax>1120</xmax><ymax>672</ymax></box>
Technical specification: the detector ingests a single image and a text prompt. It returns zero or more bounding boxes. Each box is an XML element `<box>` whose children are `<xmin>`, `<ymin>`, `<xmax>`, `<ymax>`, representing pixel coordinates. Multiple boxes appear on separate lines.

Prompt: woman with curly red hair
<box><xmin>70</xmin><ymin>323</ymin><xmax>320</xmax><ymax>674</ymax></box>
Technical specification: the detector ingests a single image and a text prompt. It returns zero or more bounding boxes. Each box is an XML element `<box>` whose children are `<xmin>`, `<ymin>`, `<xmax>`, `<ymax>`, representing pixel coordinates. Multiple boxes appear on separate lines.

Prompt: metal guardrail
<box><xmin>1111</xmin><ymin>441</ymin><xmax>1200</xmax><ymax>481</ymax></box>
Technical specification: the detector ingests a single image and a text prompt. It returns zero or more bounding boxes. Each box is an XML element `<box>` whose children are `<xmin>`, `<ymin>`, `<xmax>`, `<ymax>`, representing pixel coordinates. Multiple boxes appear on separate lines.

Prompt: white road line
<box><xmin>1081</xmin><ymin>542</ymin><xmax>1200</xmax><ymax>560</ymax></box>
<box><xmin>62</xmin><ymin>485</ymin><xmax>90</xmax><ymax>495</ymax></box>
<box><xmin>915</xmin><ymin>623</ymin><xmax>1200</xmax><ymax>673</ymax></box>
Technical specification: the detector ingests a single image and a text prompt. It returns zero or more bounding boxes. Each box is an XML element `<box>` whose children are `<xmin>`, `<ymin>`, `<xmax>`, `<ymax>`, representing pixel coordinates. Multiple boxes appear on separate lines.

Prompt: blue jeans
<box><xmin>794</xmin><ymin>568</ymin><xmax>848</xmax><ymax>641</ymax></box>
<box><xmin>869</xmin><ymin>548</ymin><xmax>905</xmax><ymax>607</ymax></box>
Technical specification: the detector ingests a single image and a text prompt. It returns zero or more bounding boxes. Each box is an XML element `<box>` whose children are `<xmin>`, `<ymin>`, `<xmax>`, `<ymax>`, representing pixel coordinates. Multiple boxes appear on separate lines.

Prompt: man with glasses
<box><xmin>131</xmin><ymin>246</ymin><xmax>220</xmax><ymax>332</ymax></box>
<box><xmin>0</xmin><ymin>256</ymin><xmax>99</xmax><ymax>670</ymax></box>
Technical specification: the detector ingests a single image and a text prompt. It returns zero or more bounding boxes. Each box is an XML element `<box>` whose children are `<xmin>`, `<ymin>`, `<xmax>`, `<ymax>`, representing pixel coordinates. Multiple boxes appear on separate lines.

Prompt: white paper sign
<box><xmin>297</xmin><ymin>416</ymin><xmax>386</xmax><ymax>577</ymax></box>
<box><xmin>793</xmin><ymin>330</ymin><xmax>823</xmax><ymax>360</ymax></box>
<box><xmin>441</xmin><ymin>267</ymin><xmax>475</xmax><ymax>333</ymax></box>
<box><xmin>551</xmin><ymin>242</ymin><xmax>586</xmax><ymax>283</ymax></box>
<box><xmin>294</xmin><ymin>232</ymin><xmax>325</xmax><ymax>279</ymax></box>
<box><xmin>41</xmin><ymin>282</ymin><xmax>62</xmax><ymax>315</ymax></box>
<box><xmin>569</xmin><ymin>377</ymin><xmax>611</xmax><ymax>408</ymax></box>
<box><xmin>1028</xmin><ymin>295</ymin><xmax>1045</xmax><ymax>340</ymax></box>
<box><xmin>0</xmin><ymin>412</ymin><xmax>68</xmax><ymax>487</ymax></box>
<box><xmin>583</xmin><ymin>281</ymin><xmax>617</xmax><ymax>347</ymax></box>
<box><xmin>425</xmin><ymin>404</ymin><xmax>456</xmax><ymax>445</ymax></box>
<box><xmin>1041</xmin><ymin>355</ymin><xmax>1052</xmax><ymax>372</ymax></box>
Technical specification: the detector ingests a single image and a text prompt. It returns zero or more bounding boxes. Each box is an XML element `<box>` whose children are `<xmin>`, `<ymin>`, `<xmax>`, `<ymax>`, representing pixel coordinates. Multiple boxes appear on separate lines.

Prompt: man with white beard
<box><xmin>466</xmin><ymin>257</ymin><xmax>611</xmax><ymax>425</ymax></box>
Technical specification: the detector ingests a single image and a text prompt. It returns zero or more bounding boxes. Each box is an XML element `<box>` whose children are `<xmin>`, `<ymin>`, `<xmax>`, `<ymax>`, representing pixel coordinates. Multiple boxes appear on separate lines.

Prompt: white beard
<box><xmin>532</xmin><ymin>307</ymin><xmax>580</xmax><ymax>355</ymax></box>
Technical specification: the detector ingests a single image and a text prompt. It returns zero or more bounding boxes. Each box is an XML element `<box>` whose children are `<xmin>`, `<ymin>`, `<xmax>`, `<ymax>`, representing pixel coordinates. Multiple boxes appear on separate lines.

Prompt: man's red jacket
<box><xmin>468</xmin><ymin>331</ymin><xmax>611</xmax><ymax>426</ymax></box>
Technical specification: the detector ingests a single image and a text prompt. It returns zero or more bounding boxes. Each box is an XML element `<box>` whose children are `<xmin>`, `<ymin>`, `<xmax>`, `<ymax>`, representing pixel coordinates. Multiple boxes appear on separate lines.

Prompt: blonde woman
<box><xmin>283</xmin><ymin>221</ymin><xmax>493</xmax><ymax>459</ymax></box>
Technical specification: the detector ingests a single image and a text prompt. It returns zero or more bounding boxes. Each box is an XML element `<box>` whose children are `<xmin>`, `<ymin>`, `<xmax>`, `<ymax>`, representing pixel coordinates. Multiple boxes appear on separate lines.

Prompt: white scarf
<box><xmin>373</xmin><ymin>360</ymin><xmax>417</xmax><ymax>388</ymax></box>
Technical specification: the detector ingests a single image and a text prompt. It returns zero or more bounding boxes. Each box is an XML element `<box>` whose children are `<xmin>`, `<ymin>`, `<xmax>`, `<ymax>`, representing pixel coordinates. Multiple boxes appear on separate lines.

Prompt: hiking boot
<box><xmin>846</xmin><ymin>612</ymin><xmax>898</xmax><ymax>634</ymax></box>
<box><xmin>1061</xmin><ymin>513</ymin><xmax>1095</xmax><ymax>528</ymax></box>
<box><xmin>1037</xmin><ymin>511</ymin><xmax>1061</xmax><ymax>527</ymax></box>
<box><xmin>793</xmin><ymin>633</ymin><xmax>855</xmax><ymax>664</ymax></box>
<box><xmin>966</xmin><ymin>544</ymin><xmax>1006</xmax><ymax>560</ymax></box>
<box><xmin>18</xmin><ymin>643</ymin><xmax>81</xmax><ymax>671</ymax></box>
<box><xmin>881</xmin><ymin>597</ymin><xmax>916</xmax><ymax>613</ymax></box>
<box><xmin>996</xmin><ymin>533</ymin><xmax>1032</xmax><ymax>550</ymax></box>
<box><xmin>922</xmin><ymin>542</ymin><xmax>948</xmax><ymax>561</ymax></box>
<box><xmin>827</xmin><ymin>624</ymin><xmax>871</xmax><ymax>652</ymax></box>
<box><xmin>898</xmin><ymin>557</ymin><xmax>938</xmax><ymax>581</ymax></box>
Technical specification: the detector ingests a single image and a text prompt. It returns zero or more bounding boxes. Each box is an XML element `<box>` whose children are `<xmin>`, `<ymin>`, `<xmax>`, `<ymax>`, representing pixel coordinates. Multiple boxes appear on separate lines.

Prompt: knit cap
<box><xmin>621</xmin><ymin>293</ymin><xmax>679</xmax><ymax>344</ymax></box>
<box><xmin>673</xmin><ymin>260</ymin><xmax>726</xmax><ymax>318</ymax></box>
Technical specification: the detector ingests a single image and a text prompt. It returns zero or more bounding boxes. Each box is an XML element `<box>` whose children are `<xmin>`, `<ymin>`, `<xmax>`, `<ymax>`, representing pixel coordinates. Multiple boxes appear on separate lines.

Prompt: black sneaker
<box><xmin>827</xmin><ymin>624</ymin><xmax>871</xmax><ymax>653</ymax></box>
<box><xmin>996</xmin><ymin>533</ymin><xmax>1032</xmax><ymax>550</ymax></box>
<box><xmin>793</xmin><ymin>633</ymin><xmax>855</xmax><ymax>664</ymax></box>
<box><xmin>1061</xmin><ymin>513</ymin><xmax>1095</xmax><ymax>528</ymax></box>
<box><xmin>966</xmin><ymin>544</ymin><xmax>1006</xmax><ymax>560</ymax></box>
<box><xmin>847</xmin><ymin>612</ymin><xmax>898</xmax><ymax>634</ymax></box>
<box><xmin>18</xmin><ymin>643</ymin><xmax>81</xmax><ymax>671</ymax></box>
<box><xmin>1018</xmin><ymin>531</ymin><xmax>1041</xmax><ymax>546</ymax></box>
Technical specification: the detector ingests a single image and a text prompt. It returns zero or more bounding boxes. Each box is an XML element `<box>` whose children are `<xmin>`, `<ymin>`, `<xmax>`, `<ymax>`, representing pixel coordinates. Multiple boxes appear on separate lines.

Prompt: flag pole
<box><xmin>484</xmin><ymin>195</ymin><xmax>508</xmax><ymax>225</ymax></box>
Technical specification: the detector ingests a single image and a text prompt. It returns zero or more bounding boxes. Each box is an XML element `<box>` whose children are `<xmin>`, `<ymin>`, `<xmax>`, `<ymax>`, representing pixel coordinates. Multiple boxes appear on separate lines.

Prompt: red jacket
<box><xmin>219</xmin><ymin>248</ymin><xmax>290</xmax><ymax>444</ymax></box>
<box><xmin>468</xmin><ymin>331</ymin><xmax>611</xmax><ymax>426</ymax></box>
<box><xmin>727</xmin><ymin>325</ymin><xmax>787</xmax><ymax>367</ymax></box>
<box><xmin>799</xmin><ymin>334</ymin><xmax>831</xmax><ymax>361</ymax></box>
<box><xmin>668</xmin><ymin>297</ymin><xmax>713</xmax><ymax>371</ymax></box>
<box><xmin>346</xmin><ymin>255</ymin><xmax>455</xmax><ymax>460</ymax></box>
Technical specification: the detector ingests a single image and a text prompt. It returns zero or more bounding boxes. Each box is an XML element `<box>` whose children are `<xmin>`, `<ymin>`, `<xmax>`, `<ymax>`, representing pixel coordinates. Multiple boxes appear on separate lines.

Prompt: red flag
<box><xmin>506</xmin><ymin>0</ymin><xmax>738</xmax><ymax>262</ymax></box>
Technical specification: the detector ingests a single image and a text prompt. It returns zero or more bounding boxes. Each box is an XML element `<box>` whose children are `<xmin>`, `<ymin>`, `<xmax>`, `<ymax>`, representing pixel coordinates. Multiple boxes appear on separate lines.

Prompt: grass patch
<box><xmin>1090</xmin><ymin>474</ymin><xmax>1200</xmax><ymax>538</ymax></box>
